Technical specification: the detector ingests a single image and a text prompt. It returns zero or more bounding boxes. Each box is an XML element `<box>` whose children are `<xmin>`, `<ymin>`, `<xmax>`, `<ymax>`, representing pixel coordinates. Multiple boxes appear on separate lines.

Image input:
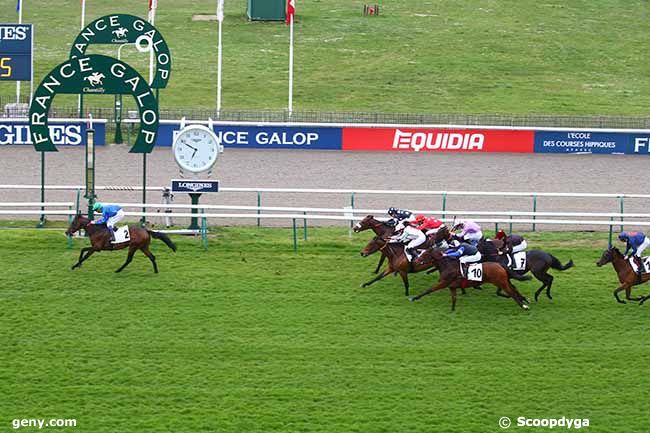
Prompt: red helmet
<box><xmin>495</xmin><ymin>229</ymin><xmax>507</xmax><ymax>240</ymax></box>
<box><xmin>415</xmin><ymin>214</ymin><xmax>426</xmax><ymax>223</ymax></box>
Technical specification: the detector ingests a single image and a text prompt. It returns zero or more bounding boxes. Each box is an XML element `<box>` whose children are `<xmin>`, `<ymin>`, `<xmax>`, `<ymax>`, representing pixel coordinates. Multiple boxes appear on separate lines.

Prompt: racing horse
<box><xmin>410</xmin><ymin>249</ymin><xmax>530</xmax><ymax>311</ymax></box>
<box><xmin>491</xmin><ymin>238</ymin><xmax>574</xmax><ymax>301</ymax></box>
<box><xmin>353</xmin><ymin>215</ymin><xmax>396</xmax><ymax>274</ymax></box>
<box><xmin>65</xmin><ymin>213</ymin><xmax>177</xmax><ymax>273</ymax></box>
<box><xmin>359</xmin><ymin>236</ymin><xmax>438</xmax><ymax>297</ymax></box>
<box><xmin>596</xmin><ymin>246</ymin><xmax>650</xmax><ymax>304</ymax></box>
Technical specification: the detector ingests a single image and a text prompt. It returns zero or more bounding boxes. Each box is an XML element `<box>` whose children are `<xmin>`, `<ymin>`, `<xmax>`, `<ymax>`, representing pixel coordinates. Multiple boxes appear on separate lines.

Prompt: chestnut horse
<box><xmin>353</xmin><ymin>215</ymin><xmax>396</xmax><ymax>274</ymax></box>
<box><xmin>359</xmin><ymin>236</ymin><xmax>437</xmax><ymax>296</ymax></box>
<box><xmin>596</xmin><ymin>246</ymin><xmax>650</xmax><ymax>304</ymax></box>
<box><xmin>410</xmin><ymin>249</ymin><xmax>530</xmax><ymax>311</ymax></box>
<box><xmin>65</xmin><ymin>213</ymin><xmax>177</xmax><ymax>273</ymax></box>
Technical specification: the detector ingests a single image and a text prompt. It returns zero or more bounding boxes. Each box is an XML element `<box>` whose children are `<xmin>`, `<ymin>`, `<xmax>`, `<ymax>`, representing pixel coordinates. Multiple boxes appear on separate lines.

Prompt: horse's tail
<box><xmin>507</xmin><ymin>268</ymin><xmax>532</xmax><ymax>281</ymax></box>
<box><xmin>550</xmin><ymin>255</ymin><xmax>573</xmax><ymax>271</ymax></box>
<box><xmin>148</xmin><ymin>230</ymin><xmax>177</xmax><ymax>252</ymax></box>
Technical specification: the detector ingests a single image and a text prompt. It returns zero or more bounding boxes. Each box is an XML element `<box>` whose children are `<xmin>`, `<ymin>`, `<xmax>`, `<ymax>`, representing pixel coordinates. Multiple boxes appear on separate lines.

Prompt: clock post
<box><xmin>189</xmin><ymin>193</ymin><xmax>201</xmax><ymax>230</ymax></box>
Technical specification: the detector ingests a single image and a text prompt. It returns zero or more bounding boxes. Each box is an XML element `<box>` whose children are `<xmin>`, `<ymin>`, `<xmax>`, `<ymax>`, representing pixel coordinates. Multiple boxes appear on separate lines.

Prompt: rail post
<box><xmin>292</xmin><ymin>218</ymin><xmax>298</xmax><ymax>252</ymax></box>
<box><xmin>37</xmin><ymin>151</ymin><xmax>46</xmax><ymax>228</ymax></box>
<box><xmin>303</xmin><ymin>211</ymin><xmax>308</xmax><ymax>241</ymax></box>
<box><xmin>350</xmin><ymin>192</ymin><xmax>355</xmax><ymax>231</ymax></box>
<box><xmin>609</xmin><ymin>217</ymin><xmax>614</xmax><ymax>246</ymax></box>
<box><xmin>201</xmin><ymin>211</ymin><xmax>208</xmax><ymax>250</ymax></box>
<box><xmin>67</xmin><ymin>205</ymin><xmax>73</xmax><ymax>249</ymax></box>
<box><xmin>442</xmin><ymin>192</ymin><xmax>447</xmax><ymax>219</ymax></box>
<box><xmin>619</xmin><ymin>196</ymin><xmax>624</xmax><ymax>232</ymax></box>
<box><xmin>532</xmin><ymin>194</ymin><xmax>537</xmax><ymax>232</ymax></box>
<box><xmin>509</xmin><ymin>215</ymin><xmax>513</xmax><ymax>234</ymax></box>
<box><xmin>75</xmin><ymin>188</ymin><xmax>81</xmax><ymax>215</ymax></box>
<box><xmin>256</xmin><ymin>191</ymin><xmax>261</xmax><ymax>227</ymax></box>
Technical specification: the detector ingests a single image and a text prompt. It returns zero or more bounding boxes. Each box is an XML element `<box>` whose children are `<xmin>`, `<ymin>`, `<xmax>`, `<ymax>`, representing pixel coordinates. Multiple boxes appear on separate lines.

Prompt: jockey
<box><xmin>442</xmin><ymin>242</ymin><xmax>482</xmax><ymax>278</ymax></box>
<box><xmin>389</xmin><ymin>222</ymin><xmax>426</xmax><ymax>261</ymax></box>
<box><xmin>413</xmin><ymin>214</ymin><xmax>445</xmax><ymax>236</ymax></box>
<box><xmin>91</xmin><ymin>202</ymin><xmax>124</xmax><ymax>242</ymax></box>
<box><xmin>495</xmin><ymin>230</ymin><xmax>527</xmax><ymax>254</ymax></box>
<box><xmin>387</xmin><ymin>207</ymin><xmax>415</xmax><ymax>227</ymax></box>
<box><xmin>618</xmin><ymin>231</ymin><xmax>650</xmax><ymax>276</ymax></box>
<box><xmin>453</xmin><ymin>219</ymin><xmax>483</xmax><ymax>246</ymax></box>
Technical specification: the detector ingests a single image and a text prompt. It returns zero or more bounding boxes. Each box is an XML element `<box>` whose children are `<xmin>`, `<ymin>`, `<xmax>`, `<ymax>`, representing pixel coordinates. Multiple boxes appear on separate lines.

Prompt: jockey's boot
<box><xmin>460</xmin><ymin>263</ymin><xmax>467</xmax><ymax>278</ymax></box>
<box><xmin>406</xmin><ymin>248</ymin><xmax>417</xmax><ymax>261</ymax></box>
<box><xmin>635</xmin><ymin>256</ymin><xmax>644</xmax><ymax>281</ymax></box>
<box><xmin>109</xmin><ymin>226</ymin><xmax>116</xmax><ymax>243</ymax></box>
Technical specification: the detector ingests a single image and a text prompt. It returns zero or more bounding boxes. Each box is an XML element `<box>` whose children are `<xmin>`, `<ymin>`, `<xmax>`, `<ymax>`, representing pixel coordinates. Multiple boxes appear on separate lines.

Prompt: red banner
<box><xmin>342</xmin><ymin>127</ymin><xmax>534</xmax><ymax>153</ymax></box>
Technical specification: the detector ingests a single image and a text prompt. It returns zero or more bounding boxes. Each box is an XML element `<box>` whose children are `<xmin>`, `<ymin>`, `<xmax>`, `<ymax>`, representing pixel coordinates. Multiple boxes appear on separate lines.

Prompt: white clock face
<box><xmin>172</xmin><ymin>125</ymin><xmax>220</xmax><ymax>173</ymax></box>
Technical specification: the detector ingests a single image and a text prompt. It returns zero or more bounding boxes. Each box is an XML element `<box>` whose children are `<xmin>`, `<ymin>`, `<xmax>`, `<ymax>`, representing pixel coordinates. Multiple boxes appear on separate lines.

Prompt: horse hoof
<box><xmin>522</xmin><ymin>304</ymin><xmax>530</xmax><ymax>310</ymax></box>
<box><xmin>409</xmin><ymin>297</ymin><xmax>417</xmax><ymax>302</ymax></box>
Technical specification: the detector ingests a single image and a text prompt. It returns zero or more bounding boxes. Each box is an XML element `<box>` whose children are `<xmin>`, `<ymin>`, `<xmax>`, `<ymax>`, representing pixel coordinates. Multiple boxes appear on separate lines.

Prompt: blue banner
<box><xmin>0</xmin><ymin>120</ymin><xmax>105</xmax><ymax>146</ymax></box>
<box><xmin>155</xmin><ymin>123</ymin><xmax>343</xmax><ymax>150</ymax></box>
<box><xmin>534</xmin><ymin>131</ymin><xmax>627</xmax><ymax>155</ymax></box>
<box><xmin>0</xmin><ymin>24</ymin><xmax>32</xmax><ymax>81</ymax></box>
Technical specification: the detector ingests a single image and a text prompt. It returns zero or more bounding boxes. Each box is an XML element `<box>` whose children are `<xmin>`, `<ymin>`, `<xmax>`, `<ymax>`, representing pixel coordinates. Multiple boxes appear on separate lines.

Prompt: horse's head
<box><xmin>353</xmin><ymin>215</ymin><xmax>376</xmax><ymax>233</ymax></box>
<box><xmin>433</xmin><ymin>225</ymin><xmax>451</xmax><ymax>244</ymax></box>
<box><xmin>414</xmin><ymin>248</ymin><xmax>443</xmax><ymax>267</ymax></box>
<box><xmin>360</xmin><ymin>236</ymin><xmax>385</xmax><ymax>257</ymax></box>
<box><xmin>65</xmin><ymin>213</ymin><xmax>89</xmax><ymax>236</ymax></box>
<box><xmin>596</xmin><ymin>246</ymin><xmax>621</xmax><ymax>267</ymax></box>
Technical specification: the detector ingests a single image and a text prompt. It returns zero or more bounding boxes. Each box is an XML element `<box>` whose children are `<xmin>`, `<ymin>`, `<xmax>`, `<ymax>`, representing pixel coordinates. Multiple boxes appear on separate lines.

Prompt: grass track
<box><xmin>1</xmin><ymin>227</ymin><xmax>648</xmax><ymax>432</ymax></box>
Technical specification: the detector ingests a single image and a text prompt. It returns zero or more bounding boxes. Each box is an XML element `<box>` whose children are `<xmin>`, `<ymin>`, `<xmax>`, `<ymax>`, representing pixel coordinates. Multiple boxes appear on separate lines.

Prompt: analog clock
<box><xmin>172</xmin><ymin>124</ymin><xmax>222</xmax><ymax>173</ymax></box>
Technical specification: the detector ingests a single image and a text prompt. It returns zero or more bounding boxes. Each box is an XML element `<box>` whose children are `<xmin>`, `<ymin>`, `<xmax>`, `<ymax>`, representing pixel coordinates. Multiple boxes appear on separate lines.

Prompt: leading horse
<box><xmin>596</xmin><ymin>246</ymin><xmax>650</xmax><ymax>304</ymax></box>
<box><xmin>353</xmin><ymin>215</ymin><xmax>396</xmax><ymax>274</ymax></box>
<box><xmin>65</xmin><ymin>213</ymin><xmax>177</xmax><ymax>273</ymax></box>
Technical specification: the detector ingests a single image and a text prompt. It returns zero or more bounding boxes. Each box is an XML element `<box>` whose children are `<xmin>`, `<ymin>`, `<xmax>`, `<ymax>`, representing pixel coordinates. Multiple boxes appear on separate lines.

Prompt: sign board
<box><xmin>0</xmin><ymin>23</ymin><xmax>32</xmax><ymax>81</ymax></box>
<box><xmin>29</xmin><ymin>54</ymin><xmax>159</xmax><ymax>153</ymax></box>
<box><xmin>0</xmin><ymin>119</ymin><xmax>105</xmax><ymax>146</ymax></box>
<box><xmin>70</xmin><ymin>14</ymin><xmax>171</xmax><ymax>88</ymax></box>
<box><xmin>171</xmin><ymin>179</ymin><xmax>219</xmax><ymax>193</ymax></box>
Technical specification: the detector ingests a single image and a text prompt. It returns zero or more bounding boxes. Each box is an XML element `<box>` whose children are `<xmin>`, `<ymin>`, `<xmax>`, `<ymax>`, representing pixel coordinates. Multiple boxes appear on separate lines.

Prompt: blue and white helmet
<box><xmin>387</xmin><ymin>207</ymin><xmax>398</xmax><ymax>216</ymax></box>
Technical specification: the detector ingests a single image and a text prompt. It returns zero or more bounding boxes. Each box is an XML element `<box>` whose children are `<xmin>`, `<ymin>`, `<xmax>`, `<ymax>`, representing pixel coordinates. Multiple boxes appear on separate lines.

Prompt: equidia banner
<box><xmin>0</xmin><ymin>120</ymin><xmax>105</xmax><ymax>146</ymax></box>
<box><xmin>342</xmin><ymin>127</ymin><xmax>534</xmax><ymax>152</ymax></box>
<box><xmin>155</xmin><ymin>123</ymin><xmax>342</xmax><ymax>150</ymax></box>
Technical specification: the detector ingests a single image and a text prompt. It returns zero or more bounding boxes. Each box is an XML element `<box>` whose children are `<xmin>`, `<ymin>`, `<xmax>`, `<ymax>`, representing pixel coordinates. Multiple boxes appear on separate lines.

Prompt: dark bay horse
<box><xmin>359</xmin><ymin>236</ymin><xmax>437</xmax><ymax>296</ymax></box>
<box><xmin>65</xmin><ymin>213</ymin><xmax>177</xmax><ymax>273</ymax></box>
<box><xmin>410</xmin><ymin>249</ymin><xmax>530</xmax><ymax>311</ymax></box>
<box><xmin>492</xmin><ymin>239</ymin><xmax>574</xmax><ymax>301</ymax></box>
<box><xmin>596</xmin><ymin>247</ymin><xmax>650</xmax><ymax>304</ymax></box>
<box><xmin>354</xmin><ymin>215</ymin><xmax>396</xmax><ymax>273</ymax></box>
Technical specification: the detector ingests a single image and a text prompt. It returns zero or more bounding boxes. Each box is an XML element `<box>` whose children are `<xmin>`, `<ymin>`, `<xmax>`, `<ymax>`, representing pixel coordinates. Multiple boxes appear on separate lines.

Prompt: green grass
<box><xmin>1</xmin><ymin>0</ymin><xmax>649</xmax><ymax>114</ymax></box>
<box><xmin>1</xmin><ymin>227</ymin><xmax>648</xmax><ymax>433</ymax></box>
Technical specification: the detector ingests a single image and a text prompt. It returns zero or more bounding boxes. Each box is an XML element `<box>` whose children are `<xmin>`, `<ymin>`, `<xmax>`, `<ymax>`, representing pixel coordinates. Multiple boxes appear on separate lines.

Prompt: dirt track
<box><xmin>0</xmin><ymin>144</ymin><xmax>646</xmax><ymax>229</ymax></box>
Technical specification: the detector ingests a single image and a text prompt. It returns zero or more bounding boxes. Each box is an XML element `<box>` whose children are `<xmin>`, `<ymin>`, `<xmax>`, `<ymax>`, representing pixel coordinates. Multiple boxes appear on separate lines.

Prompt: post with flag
<box><xmin>15</xmin><ymin>0</ymin><xmax>22</xmax><ymax>104</ymax></box>
<box><xmin>216</xmin><ymin>0</ymin><xmax>224</xmax><ymax>117</ymax></box>
<box><xmin>286</xmin><ymin>0</ymin><xmax>295</xmax><ymax>116</ymax></box>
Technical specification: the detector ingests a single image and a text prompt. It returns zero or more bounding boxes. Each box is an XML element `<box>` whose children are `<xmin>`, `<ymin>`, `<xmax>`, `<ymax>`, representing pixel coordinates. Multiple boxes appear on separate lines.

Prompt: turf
<box><xmin>1</xmin><ymin>227</ymin><xmax>648</xmax><ymax>433</ymax></box>
<box><xmin>1</xmin><ymin>0</ymin><xmax>649</xmax><ymax>114</ymax></box>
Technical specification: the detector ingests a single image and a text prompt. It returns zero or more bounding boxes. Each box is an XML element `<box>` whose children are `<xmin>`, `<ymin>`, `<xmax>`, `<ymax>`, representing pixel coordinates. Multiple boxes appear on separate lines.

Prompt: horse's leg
<box><xmin>115</xmin><ymin>246</ymin><xmax>137</xmax><ymax>273</ymax></box>
<box><xmin>624</xmin><ymin>285</ymin><xmax>642</xmax><ymax>302</ymax></box>
<box><xmin>141</xmin><ymin>246</ymin><xmax>158</xmax><ymax>274</ymax></box>
<box><xmin>613</xmin><ymin>286</ymin><xmax>626</xmax><ymax>304</ymax></box>
<box><xmin>532</xmin><ymin>269</ymin><xmax>551</xmax><ymax>302</ymax></box>
<box><xmin>71</xmin><ymin>247</ymin><xmax>94</xmax><ymax>269</ymax></box>
<box><xmin>501</xmin><ymin>279</ymin><xmax>528</xmax><ymax>310</ymax></box>
<box><xmin>460</xmin><ymin>287</ymin><xmax>467</xmax><ymax>295</ymax></box>
<box><xmin>409</xmin><ymin>280</ymin><xmax>449</xmax><ymax>301</ymax></box>
<box><xmin>361</xmin><ymin>267</ymin><xmax>392</xmax><ymax>288</ymax></box>
<box><xmin>496</xmin><ymin>287</ymin><xmax>511</xmax><ymax>298</ymax></box>
<box><xmin>545</xmin><ymin>274</ymin><xmax>554</xmax><ymax>300</ymax></box>
<box><xmin>640</xmin><ymin>295</ymin><xmax>650</xmax><ymax>306</ymax></box>
<box><xmin>398</xmin><ymin>271</ymin><xmax>410</xmax><ymax>297</ymax></box>
<box><xmin>450</xmin><ymin>288</ymin><xmax>457</xmax><ymax>311</ymax></box>
<box><xmin>373</xmin><ymin>253</ymin><xmax>386</xmax><ymax>274</ymax></box>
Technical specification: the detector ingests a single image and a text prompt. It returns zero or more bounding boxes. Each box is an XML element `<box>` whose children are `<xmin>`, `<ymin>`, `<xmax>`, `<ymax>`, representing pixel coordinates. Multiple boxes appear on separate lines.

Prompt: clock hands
<box><xmin>183</xmin><ymin>143</ymin><xmax>198</xmax><ymax>159</ymax></box>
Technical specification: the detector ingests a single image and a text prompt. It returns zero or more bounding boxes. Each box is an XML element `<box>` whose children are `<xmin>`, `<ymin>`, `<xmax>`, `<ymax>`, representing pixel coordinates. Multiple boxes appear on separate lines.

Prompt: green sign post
<box><xmin>29</xmin><ymin>54</ymin><xmax>159</xmax><ymax>153</ymax></box>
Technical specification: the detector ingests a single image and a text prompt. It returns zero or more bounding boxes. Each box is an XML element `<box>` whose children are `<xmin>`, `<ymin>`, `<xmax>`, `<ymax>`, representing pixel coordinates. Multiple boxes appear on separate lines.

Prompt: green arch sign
<box><xmin>70</xmin><ymin>14</ymin><xmax>171</xmax><ymax>89</ymax></box>
<box><xmin>29</xmin><ymin>54</ymin><xmax>159</xmax><ymax>153</ymax></box>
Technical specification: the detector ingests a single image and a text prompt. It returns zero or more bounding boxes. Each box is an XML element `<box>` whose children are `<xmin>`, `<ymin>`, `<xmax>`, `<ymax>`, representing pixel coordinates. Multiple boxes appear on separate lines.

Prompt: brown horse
<box><xmin>354</xmin><ymin>215</ymin><xmax>396</xmax><ymax>274</ymax></box>
<box><xmin>359</xmin><ymin>236</ymin><xmax>437</xmax><ymax>296</ymax></box>
<box><xmin>410</xmin><ymin>249</ymin><xmax>530</xmax><ymax>311</ymax></box>
<box><xmin>596</xmin><ymin>246</ymin><xmax>650</xmax><ymax>304</ymax></box>
<box><xmin>65</xmin><ymin>213</ymin><xmax>177</xmax><ymax>273</ymax></box>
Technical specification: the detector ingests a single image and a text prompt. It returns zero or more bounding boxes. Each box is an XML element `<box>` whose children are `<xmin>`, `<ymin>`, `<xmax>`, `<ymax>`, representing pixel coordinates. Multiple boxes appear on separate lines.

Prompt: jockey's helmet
<box><xmin>93</xmin><ymin>202</ymin><xmax>103</xmax><ymax>211</ymax></box>
<box><xmin>618</xmin><ymin>231</ymin><xmax>628</xmax><ymax>241</ymax></box>
<box><xmin>387</xmin><ymin>207</ymin><xmax>397</xmax><ymax>216</ymax></box>
<box><xmin>495</xmin><ymin>229</ymin><xmax>507</xmax><ymax>240</ymax></box>
<box><xmin>415</xmin><ymin>214</ymin><xmax>426</xmax><ymax>223</ymax></box>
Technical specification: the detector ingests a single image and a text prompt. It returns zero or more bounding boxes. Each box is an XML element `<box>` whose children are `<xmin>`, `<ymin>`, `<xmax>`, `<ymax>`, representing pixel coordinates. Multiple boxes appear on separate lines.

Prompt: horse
<box><xmin>353</xmin><ymin>215</ymin><xmax>396</xmax><ymax>274</ymax></box>
<box><xmin>65</xmin><ymin>213</ymin><xmax>177</xmax><ymax>273</ymax></box>
<box><xmin>359</xmin><ymin>236</ymin><xmax>437</xmax><ymax>296</ymax></box>
<box><xmin>410</xmin><ymin>248</ymin><xmax>530</xmax><ymax>311</ymax></box>
<box><xmin>596</xmin><ymin>246</ymin><xmax>650</xmax><ymax>304</ymax></box>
